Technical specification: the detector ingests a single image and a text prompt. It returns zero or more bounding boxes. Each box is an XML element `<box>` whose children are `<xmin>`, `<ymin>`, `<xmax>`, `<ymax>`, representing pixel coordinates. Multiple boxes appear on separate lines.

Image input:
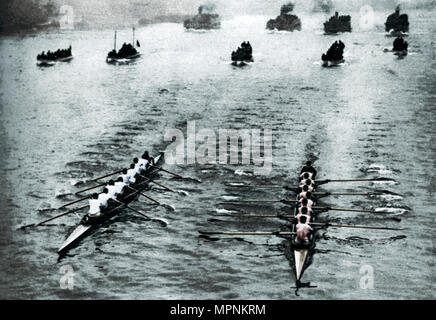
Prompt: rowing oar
<box><xmin>317</xmin><ymin>178</ymin><xmax>396</xmax><ymax>183</ymax></box>
<box><xmin>94</xmin><ymin>169</ymin><xmax>124</xmax><ymax>182</ymax></box>
<box><xmin>75</xmin><ymin>182</ymin><xmax>107</xmax><ymax>195</ymax></box>
<box><xmin>150</xmin><ymin>165</ymin><xmax>201</xmax><ymax>182</ymax></box>
<box><xmin>112</xmin><ymin>199</ymin><xmax>167</xmax><ymax>227</ymax></box>
<box><xmin>223</xmin><ymin>199</ymin><xmax>297</xmax><ymax>204</ymax></box>
<box><xmin>150</xmin><ymin>165</ymin><xmax>184</xmax><ymax>179</ymax></box>
<box><xmin>217</xmin><ymin>214</ymin><xmax>404</xmax><ymax>231</ymax></box>
<box><xmin>19</xmin><ymin>204</ymin><xmax>89</xmax><ymax>230</ymax></box>
<box><xmin>313</xmin><ymin>206</ymin><xmax>380</xmax><ymax>214</ymax></box>
<box><xmin>225</xmin><ymin>177</ymin><xmax>396</xmax><ymax>188</ymax></box>
<box><xmin>59</xmin><ymin>195</ymin><xmax>92</xmax><ymax>208</ymax></box>
<box><xmin>137</xmin><ymin>174</ymin><xmax>176</xmax><ymax>193</ymax></box>
<box><xmin>125</xmin><ymin>186</ymin><xmax>161</xmax><ymax>205</ymax></box>
<box><xmin>198</xmin><ymin>231</ymin><xmax>296</xmax><ymax>236</ymax></box>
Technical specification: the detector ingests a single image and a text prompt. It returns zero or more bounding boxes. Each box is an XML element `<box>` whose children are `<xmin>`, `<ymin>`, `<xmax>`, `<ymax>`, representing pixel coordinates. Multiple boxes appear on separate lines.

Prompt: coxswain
<box><xmin>126</xmin><ymin>163</ymin><xmax>137</xmax><ymax>184</ymax></box>
<box><xmin>295</xmin><ymin>215</ymin><xmax>313</xmax><ymax>243</ymax></box>
<box><xmin>88</xmin><ymin>193</ymin><xmax>100</xmax><ymax>217</ymax></box>
<box><xmin>300</xmin><ymin>161</ymin><xmax>317</xmax><ymax>178</ymax></box>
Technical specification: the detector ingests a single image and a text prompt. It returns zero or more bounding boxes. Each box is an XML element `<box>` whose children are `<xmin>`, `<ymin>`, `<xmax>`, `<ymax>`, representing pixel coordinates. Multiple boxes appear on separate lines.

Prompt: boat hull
<box><xmin>322</xmin><ymin>59</ymin><xmax>344</xmax><ymax>67</ymax></box>
<box><xmin>37</xmin><ymin>55</ymin><xmax>73</xmax><ymax>66</ymax></box>
<box><xmin>57</xmin><ymin>152</ymin><xmax>164</xmax><ymax>255</ymax></box>
<box><xmin>106</xmin><ymin>53</ymin><xmax>141</xmax><ymax>64</ymax></box>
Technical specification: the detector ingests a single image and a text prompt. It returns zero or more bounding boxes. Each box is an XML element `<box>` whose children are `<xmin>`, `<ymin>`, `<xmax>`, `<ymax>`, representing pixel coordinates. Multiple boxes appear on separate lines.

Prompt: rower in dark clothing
<box><xmin>143</xmin><ymin>151</ymin><xmax>155</xmax><ymax>167</ymax></box>
<box><xmin>300</xmin><ymin>161</ymin><xmax>317</xmax><ymax>178</ymax></box>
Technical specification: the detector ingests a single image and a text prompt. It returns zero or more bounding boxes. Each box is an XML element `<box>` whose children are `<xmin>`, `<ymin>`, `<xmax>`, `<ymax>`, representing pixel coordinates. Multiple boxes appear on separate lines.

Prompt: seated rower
<box><xmin>119</xmin><ymin>168</ymin><xmax>129</xmax><ymax>184</ymax></box>
<box><xmin>126</xmin><ymin>163</ymin><xmax>138</xmax><ymax>184</ymax></box>
<box><xmin>114</xmin><ymin>177</ymin><xmax>125</xmax><ymax>197</ymax></box>
<box><xmin>88</xmin><ymin>193</ymin><xmax>100</xmax><ymax>217</ymax></box>
<box><xmin>98</xmin><ymin>188</ymin><xmax>111</xmax><ymax>208</ymax></box>
<box><xmin>299</xmin><ymin>178</ymin><xmax>316</xmax><ymax>190</ymax></box>
<box><xmin>299</xmin><ymin>172</ymin><xmax>313</xmax><ymax>181</ymax></box>
<box><xmin>106</xmin><ymin>180</ymin><xmax>117</xmax><ymax>199</ymax></box>
<box><xmin>297</xmin><ymin>205</ymin><xmax>313</xmax><ymax>217</ymax></box>
<box><xmin>295</xmin><ymin>215</ymin><xmax>313</xmax><ymax>244</ymax></box>
<box><xmin>299</xmin><ymin>197</ymin><xmax>314</xmax><ymax>209</ymax></box>
<box><xmin>300</xmin><ymin>161</ymin><xmax>317</xmax><ymax>178</ymax></box>
<box><xmin>138</xmin><ymin>153</ymin><xmax>149</xmax><ymax>172</ymax></box>
<box><xmin>133</xmin><ymin>157</ymin><xmax>141</xmax><ymax>173</ymax></box>
<box><xmin>143</xmin><ymin>151</ymin><xmax>155</xmax><ymax>168</ymax></box>
<box><xmin>298</xmin><ymin>185</ymin><xmax>312</xmax><ymax>199</ymax></box>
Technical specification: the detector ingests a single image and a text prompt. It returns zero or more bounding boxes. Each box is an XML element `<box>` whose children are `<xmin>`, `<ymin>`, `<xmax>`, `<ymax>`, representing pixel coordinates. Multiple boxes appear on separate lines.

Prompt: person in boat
<box><xmin>118</xmin><ymin>168</ymin><xmax>130</xmax><ymax>184</ymax></box>
<box><xmin>295</xmin><ymin>215</ymin><xmax>313</xmax><ymax>243</ymax></box>
<box><xmin>300</xmin><ymin>161</ymin><xmax>317</xmax><ymax>178</ymax></box>
<box><xmin>88</xmin><ymin>193</ymin><xmax>101</xmax><ymax>217</ymax></box>
<box><xmin>98</xmin><ymin>188</ymin><xmax>111</xmax><ymax>207</ymax></box>
<box><xmin>126</xmin><ymin>163</ymin><xmax>138</xmax><ymax>184</ymax></box>
<box><xmin>143</xmin><ymin>151</ymin><xmax>155</xmax><ymax>167</ymax></box>
<box><xmin>299</xmin><ymin>177</ymin><xmax>316</xmax><ymax>188</ymax></box>
<box><xmin>299</xmin><ymin>172</ymin><xmax>313</xmax><ymax>181</ymax></box>
<box><xmin>297</xmin><ymin>205</ymin><xmax>313</xmax><ymax>217</ymax></box>
<box><xmin>106</xmin><ymin>180</ymin><xmax>117</xmax><ymax>199</ymax></box>
<box><xmin>393</xmin><ymin>36</ymin><xmax>408</xmax><ymax>52</ymax></box>
<box><xmin>133</xmin><ymin>157</ymin><xmax>141</xmax><ymax>173</ymax></box>
<box><xmin>299</xmin><ymin>197</ymin><xmax>314</xmax><ymax>209</ymax></box>
<box><xmin>298</xmin><ymin>186</ymin><xmax>312</xmax><ymax>199</ymax></box>
<box><xmin>298</xmin><ymin>180</ymin><xmax>314</xmax><ymax>192</ymax></box>
<box><xmin>138</xmin><ymin>153</ymin><xmax>150</xmax><ymax>171</ymax></box>
<box><xmin>114</xmin><ymin>177</ymin><xmax>126</xmax><ymax>197</ymax></box>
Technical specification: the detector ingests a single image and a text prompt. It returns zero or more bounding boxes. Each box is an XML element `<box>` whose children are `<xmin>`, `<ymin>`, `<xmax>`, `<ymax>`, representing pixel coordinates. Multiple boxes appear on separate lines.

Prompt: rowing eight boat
<box><xmin>57</xmin><ymin>152</ymin><xmax>164</xmax><ymax>255</ymax></box>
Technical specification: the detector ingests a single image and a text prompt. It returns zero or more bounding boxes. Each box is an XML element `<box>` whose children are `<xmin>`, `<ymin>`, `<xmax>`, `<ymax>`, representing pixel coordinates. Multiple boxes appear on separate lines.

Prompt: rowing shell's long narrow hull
<box><xmin>57</xmin><ymin>152</ymin><xmax>164</xmax><ymax>255</ymax></box>
<box><xmin>58</xmin><ymin>225</ymin><xmax>92</xmax><ymax>254</ymax></box>
<box><xmin>294</xmin><ymin>249</ymin><xmax>308</xmax><ymax>281</ymax></box>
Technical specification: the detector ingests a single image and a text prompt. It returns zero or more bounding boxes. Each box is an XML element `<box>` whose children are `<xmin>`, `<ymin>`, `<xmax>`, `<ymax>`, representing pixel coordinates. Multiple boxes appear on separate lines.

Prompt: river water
<box><xmin>0</xmin><ymin>10</ymin><xmax>435</xmax><ymax>299</ymax></box>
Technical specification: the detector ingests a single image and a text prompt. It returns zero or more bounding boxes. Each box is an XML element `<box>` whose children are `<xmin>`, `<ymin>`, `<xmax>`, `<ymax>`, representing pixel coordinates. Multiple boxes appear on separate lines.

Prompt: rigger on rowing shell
<box><xmin>86</xmin><ymin>151</ymin><xmax>154</xmax><ymax>219</ymax></box>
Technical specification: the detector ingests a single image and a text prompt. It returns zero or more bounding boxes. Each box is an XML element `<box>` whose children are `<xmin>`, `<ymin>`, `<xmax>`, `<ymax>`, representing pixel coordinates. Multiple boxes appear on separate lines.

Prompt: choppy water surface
<box><xmin>0</xmin><ymin>10</ymin><xmax>435</xmax><ymax>299</ymax></box>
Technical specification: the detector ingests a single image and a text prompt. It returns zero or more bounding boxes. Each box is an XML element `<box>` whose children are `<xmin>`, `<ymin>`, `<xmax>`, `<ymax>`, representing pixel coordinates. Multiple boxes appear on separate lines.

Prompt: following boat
<box><xmin>37</xmin><ymin>46</ymin><xmax>73</xmax><ymax>66</ymax></box>
<box><xmin>58</xmin><ymin>152</ymin><xmax>164</xmax><ymax>255</ymax></box>
<box><xmin>106</xmin><ymin>28</ymin><xmax>141</xmax><ymax>64</ymax></box>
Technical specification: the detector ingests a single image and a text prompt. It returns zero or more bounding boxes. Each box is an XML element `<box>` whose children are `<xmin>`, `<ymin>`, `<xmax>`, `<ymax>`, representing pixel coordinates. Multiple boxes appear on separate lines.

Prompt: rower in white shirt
<box><xmin>119</xmin><ymin>168</ymin><xmax>129</xmax><ymax>184</ymax></box>
<box><xmin>132</xmin><ymin>157</ymin><xmax>142</xmax><ymax>174</ymax></box>
<box><xmin>137</xmin><ymin>153</ymin><xmax>149</xmax><ymax>172</ymax></box>
<box><xmin>299</xmin><ymin>197</ymin><xmax>314</xmax><ymax>209</ymax></box>
<box><xmin>106</xmin><ymin>180</ymin><xmax>117</xmax><ymax>199</ymax></box>
<box><xmin>295</xmin><ymin>215</ymin><xmax>312</xmax><ymax>243</ymax></box>
<box><xmin>298</xmin><ymin>186</ymin><xmax>312</xmax><ymax>200</ymax></box>
<box><xmin>299</xmin><ymin>172</ymin><xmax>313</xmax><ymax>181</ymax></box>
<box><xmin>88</xmin><ymin>193</ymin><xmax>101</xmax><ymax>217</ymax></box>
<box><xmin>297</xmin><ymin>206</ymin><xmax>313</xmax><ymax>217</ymax></box>
<box><xmin>114</xmin><ymin>177</ymin><xmax>126</xmax><ymax>197</ymax></box>
<box><xmin>126</xmin><ymin>163</ymin><xmax>137</xmax><ymax>184</ymax></box>
<box><xmin>98</xmin><ymin>188</ymin><xmax>111</xmax><ymax>207</ymax></box>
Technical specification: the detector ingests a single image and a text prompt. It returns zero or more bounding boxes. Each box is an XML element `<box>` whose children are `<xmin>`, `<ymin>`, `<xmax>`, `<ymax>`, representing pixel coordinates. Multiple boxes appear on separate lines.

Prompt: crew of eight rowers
<box><xmin>87</xmin><ymin>151</ymin><xmax>155</xmax><ymax>217</ymax></box>
<box><xmin>295</xmin><ymin>161</ymin><xmax>318</xmax><ymax>244</ymax></box>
